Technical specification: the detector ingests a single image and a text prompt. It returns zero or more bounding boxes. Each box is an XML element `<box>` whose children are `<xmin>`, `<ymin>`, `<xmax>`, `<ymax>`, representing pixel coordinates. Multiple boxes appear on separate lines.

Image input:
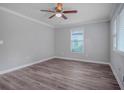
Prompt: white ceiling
<box><xmin>0</xmin><ymin>3</ymin><xmax>116</xmax><ymax>28</ymax></box>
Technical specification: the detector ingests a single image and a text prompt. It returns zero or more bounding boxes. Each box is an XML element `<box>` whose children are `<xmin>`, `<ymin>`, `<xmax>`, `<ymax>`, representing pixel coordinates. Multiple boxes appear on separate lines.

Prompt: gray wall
<box><xmin>0</xmin><ymin>5</ymin><xmax>113</xmax><ymax>76</ymax></box>
<box><xmin>55</xmin><ymin>22</ymin><xmax>110</xmax><ymax>63</ymax></box>
<box><xmin>0</xmin><ymin>8</ymin><xmax>54</xmax><ymax>71</ymax></box>
<box><xmin>110</xmin><ymin>4</ymin><xmax>124</xmax><ymax>88</ymax></box>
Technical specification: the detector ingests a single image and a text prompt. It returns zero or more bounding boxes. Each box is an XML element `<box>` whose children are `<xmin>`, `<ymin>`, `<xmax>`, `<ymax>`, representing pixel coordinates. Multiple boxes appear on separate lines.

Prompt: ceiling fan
<box><xmin>40</xmin><ymin>3</ymin><xmax>78</xmax><ymax>20</ymax></box>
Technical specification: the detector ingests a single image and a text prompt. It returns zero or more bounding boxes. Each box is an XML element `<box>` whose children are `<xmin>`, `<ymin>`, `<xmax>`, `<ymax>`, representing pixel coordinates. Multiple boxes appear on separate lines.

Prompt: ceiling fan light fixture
<box><xmin>55</xmin><ymin>13</ymin><xmax>62</xmax><ymax>17</ymax></box>
<box><xmin>41</xmin><ymin>3</ymin><xmax>77</xmax><ymax>19</ymax></box>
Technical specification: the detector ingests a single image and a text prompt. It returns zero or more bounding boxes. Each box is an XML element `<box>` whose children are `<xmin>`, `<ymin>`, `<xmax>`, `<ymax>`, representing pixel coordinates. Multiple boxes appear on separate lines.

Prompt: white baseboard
<box><xmin>0</xmin><ymin>56</ymin><xmax>55</xmax><ymax>75</ymax></box>
<box><xmin>109</xmin><ymin>64</ymin><xmax>124</xmax><ymax>90</ymax></box>
<box><xmin>55</xmin><ymin>56</ymin><xmax>110</xmax><ymax>65</ymax></box>
<box><xmin>1</xmin><ymin>56</ymin><xmax>123</xmax><ymax>90</ymax></box>
<box><xmin>55</xmin><ymin>56</ymin><xmax>124</xmax><ymax>89</ymax></box>
<box><xmin>1</xmin><ymin>56</ymin><xmax>109</xmax><ymax>75</ymax></box>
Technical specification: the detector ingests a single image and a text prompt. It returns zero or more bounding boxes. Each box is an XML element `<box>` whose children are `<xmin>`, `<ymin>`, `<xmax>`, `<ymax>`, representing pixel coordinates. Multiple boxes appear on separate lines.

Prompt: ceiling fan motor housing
<box><xmin>55</xmin><ymin>3</ymin><xmax>63</xmax><ymax>12</ymax></box>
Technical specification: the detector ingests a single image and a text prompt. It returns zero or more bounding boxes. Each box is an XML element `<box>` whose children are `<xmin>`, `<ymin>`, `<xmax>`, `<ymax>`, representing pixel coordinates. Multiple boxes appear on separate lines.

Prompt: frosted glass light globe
<box><xmin>56</xmin><ymin>13</ymin><xmax>62</xmax><ymax>17</ymax></box>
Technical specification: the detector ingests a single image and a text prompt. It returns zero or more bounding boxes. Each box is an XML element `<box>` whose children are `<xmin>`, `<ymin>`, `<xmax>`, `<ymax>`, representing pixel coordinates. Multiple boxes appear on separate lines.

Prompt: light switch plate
<box><xmin>0</xmin><ymin>40</ymin><xmax>4</xmax><ymax>45</ymax></box>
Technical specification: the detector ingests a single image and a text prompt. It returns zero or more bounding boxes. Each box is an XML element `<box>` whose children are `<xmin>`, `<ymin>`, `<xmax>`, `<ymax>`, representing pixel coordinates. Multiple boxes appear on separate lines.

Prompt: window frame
<box><xmin>70</xmin><ymin>28</ymin><xmax>85</xmax><ymax>54</ymax></box>
<box><xmin>112</xmin><ymin>19</ymin><xmax>117</xmax><ymax>51</ymax></box>
<box><xmin>113</xmin><ymin>6</ymin><xmax>124</xmax><ymax>56</ymax></box>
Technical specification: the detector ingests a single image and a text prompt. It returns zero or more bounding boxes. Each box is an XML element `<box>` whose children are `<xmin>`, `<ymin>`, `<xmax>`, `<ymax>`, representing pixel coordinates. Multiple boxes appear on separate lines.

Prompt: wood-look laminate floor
<box><xmin>0</xmin><ymin>58</ymin><xmax>120</xmax><ymax>90</ymax></box>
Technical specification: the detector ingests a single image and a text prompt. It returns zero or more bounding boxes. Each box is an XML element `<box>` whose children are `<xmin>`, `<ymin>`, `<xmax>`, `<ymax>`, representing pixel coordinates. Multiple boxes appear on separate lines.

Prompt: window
<box><xmin>71</xmin><ymin>29</ymin><xmax>84</xmax><ymax>53</ymax></box>
<box><xmin>117</xmin><ymin>8</ymin><xmax>124</xmax><ymax>52</ymax></box>
<box><xmin>113</xmin><ymin>7</ymin><xmax>124</xmax><ymax>54</ymax></box>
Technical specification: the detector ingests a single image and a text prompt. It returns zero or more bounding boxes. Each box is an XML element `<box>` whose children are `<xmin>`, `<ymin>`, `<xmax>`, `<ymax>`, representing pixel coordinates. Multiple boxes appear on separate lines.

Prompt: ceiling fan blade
<box><xmin>62</xmin><ymin>14</ymin><xmax>67</xmax><ymax>20</ymax></box>
<box><xmin>49</xmin><ymin>14</ymin><xmax>56</xmax><ymax>19</ymax></box>
<box><xmin>40</xmin><ymin>10</ymin><xmax>55</xmax><ymax>13</ymax></box>
<box><xmin>63</xmin><ymin>10</ymin><xmax>77</xmax><ymax>13</ymax></box>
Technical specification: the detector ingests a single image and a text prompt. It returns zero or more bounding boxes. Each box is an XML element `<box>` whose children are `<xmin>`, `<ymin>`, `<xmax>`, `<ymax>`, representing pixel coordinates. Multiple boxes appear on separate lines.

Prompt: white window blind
<box><xmin>71</xmin><ymin>28</ymin><xmax>84</xmax><ymax>53</ymax></box>
<box><xmin>117</xmin><ymin>8</ymin><xmax>124</xmax><ymax>52</ymax></box>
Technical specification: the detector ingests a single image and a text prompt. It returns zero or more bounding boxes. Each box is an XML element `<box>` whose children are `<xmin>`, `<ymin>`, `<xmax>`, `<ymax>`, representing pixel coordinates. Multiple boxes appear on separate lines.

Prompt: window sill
<box><xmin>113</xmin><ymin>50</ymin><xmax>124</xmax><ymax>57</ymax></box>
<box><xmin>71</xmin><ymin>51</ymin><xmax>83</xmax><ymax>53</ymax></box>
<box><xmin>71</xmin><ymin>51</ymin><xmax>84</xmax><ymax>55</ymax></box>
